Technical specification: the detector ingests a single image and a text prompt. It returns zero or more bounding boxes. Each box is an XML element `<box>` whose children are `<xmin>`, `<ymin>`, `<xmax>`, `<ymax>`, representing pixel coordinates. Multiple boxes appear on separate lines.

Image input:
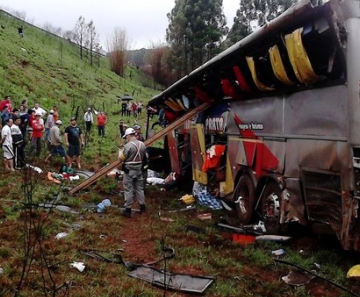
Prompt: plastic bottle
<box><xmin>97</xmin><ymin>202</ymin><xmax>105</xmax><ymax>213</ymax></box>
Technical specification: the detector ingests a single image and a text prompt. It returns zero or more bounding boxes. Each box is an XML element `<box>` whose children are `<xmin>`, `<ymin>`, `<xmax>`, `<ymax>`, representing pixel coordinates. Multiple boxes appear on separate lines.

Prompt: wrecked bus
<box><xmin>146</xmin><ymin>0</ymin><xmax>360</xmax><ymax>251</ymax></box>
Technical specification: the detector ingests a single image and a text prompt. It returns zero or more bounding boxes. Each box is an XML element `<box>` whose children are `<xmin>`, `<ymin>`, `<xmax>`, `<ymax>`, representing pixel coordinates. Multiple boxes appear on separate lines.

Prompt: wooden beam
<box><xmin>68</xmin><ymin>102</ymin><xmax>212</xmax><ymax>195</ymax></box>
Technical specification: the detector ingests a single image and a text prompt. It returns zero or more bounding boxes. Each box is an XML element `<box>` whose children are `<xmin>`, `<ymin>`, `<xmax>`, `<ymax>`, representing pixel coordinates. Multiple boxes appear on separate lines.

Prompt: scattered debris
<box><xmin>128</xmin><ymin>266</ymin><xmax>215</xmax><ymax>294</ymax></box>
<box><xmin>275</xmin><ymin>259</ymin><xmax>359</xmax><ymax>297</ymax></box>
<box><xmin>180</xmin><ymin>194</ymin><xmax>195</xmax><ymax>205</ymax></box>
<box><xmin>232</xmin><ymin>234</ymin><xmax>256</xmax><ymax>245</ymax></box>
<box><xmin>271</xmin><ymin>249</ymin><xmax>285</xmax><ymax>256</ymax></box>
<box><xmin>347</xmin><ymin>265</ymin><xmax>360</xmax><ymax>279</ymax></box>
<box><xmin>69</xmin><ymin>262</ymin><xmax>85</xmax><ymax>272</ymax></box>
<box><xmin>55</xmin><ymin>232</ymin><xmax>69</xmax><ymax>240</ymax></box>
<box><xmin>39</xmin><ymin>204</ymin><xmax>79</xmax><ymax>214</ymax></box>
<box><xmin>160</xmin><ymin>217</ymin><xmax>175</xmax><ymax>222</ymax></box>
<box><xmin>256</xmin><ymin>235</ymin><xmax>292</xmax><ymax>242</ymax></box>
<box><xmin>282</xmin><ymin>270</ymin><xmax>315</xmax><ymax>286</ymax></box>
<box><xmin>97</xmin><ymin>198</ymin><xmax>111</xmax><ymax>213</ymax></box>
<box><xmin>198</xmin><ymin>213</ymin><xmax>212</xmax><ymax>220</ymax></box>
<box><xmin>25</xmin><ymin>164</ymin><xmax>43</xmax><ymax>173</ymax></box>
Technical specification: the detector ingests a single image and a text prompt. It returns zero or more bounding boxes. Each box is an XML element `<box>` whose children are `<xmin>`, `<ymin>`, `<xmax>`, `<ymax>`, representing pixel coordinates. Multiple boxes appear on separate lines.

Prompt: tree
<box><xmin>226</xmin><ymin>0</ymin><xmax>296</xmax><ymax>47</ymax></box>
<box><xmin>86</xmin><ymin>21</ymin><xmax>99</xmax><ymax>66</ymax></box>
<box><xmin>74</xmin><ymin>16</ymin><xmax>87</xmax><ymax>59</ymax></box>
<box><xmin>166</xmin><ymin>0</ymin><xmax>228</xmax><ymax>78</ymax></box>
<box><xmin>107</xmin><ymin>27</ymin><xmax>129</xmax><ymax>77</ymax></box>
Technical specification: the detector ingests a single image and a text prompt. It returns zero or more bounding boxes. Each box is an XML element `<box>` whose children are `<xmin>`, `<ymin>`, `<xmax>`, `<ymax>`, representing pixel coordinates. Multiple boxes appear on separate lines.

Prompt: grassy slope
<box><xmin>0</xmin><ymin>10</ymin><xmax>157</xmax><ymax>121</ymax></box>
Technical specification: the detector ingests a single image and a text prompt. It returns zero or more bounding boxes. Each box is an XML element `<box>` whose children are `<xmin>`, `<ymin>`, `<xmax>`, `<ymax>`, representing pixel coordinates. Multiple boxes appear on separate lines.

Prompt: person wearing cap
<box><xmin>44</xmin><ymin>109</ymin><xmax>55</xmax><ymax>143</ymax></box>
<box><xmin>64</xmin><ymin>117</ymin><xmax>84</xmax><ymax>169</ymax></box>
<box><xmin>119</xmin><ymin>127</ymin><xmax>147</xmax><ymax>217</ymax></box>
<box><xmin>133</xmin><ymin>124</ymin><xmax>144</xmax><ymax>141</ymax></box>
<box><xmin>29</xmin><ymin>114</ymin><xmax>44</xmax><ymax>157</ymax></box>
<box><xmin>83</xmin><ymin>107</ymin><xmax>94</xmax><ymax>134</ymax></box>
<box><xmin>33</xmin><ymin>103</ymin><xmax>46</xmax><ymax>125</ymax></box>
<box><xmin>45</xmin><ymin>120</ymin><xmax>69</xmax><ymax>164</ymax></box>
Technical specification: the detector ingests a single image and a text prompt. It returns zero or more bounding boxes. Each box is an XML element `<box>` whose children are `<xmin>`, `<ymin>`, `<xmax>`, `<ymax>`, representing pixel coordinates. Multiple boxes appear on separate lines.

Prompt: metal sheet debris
<box><xmin>256</xmin><ymin>235</ymin><xmax>292</xmax><ymax>242</ymax></box>
<box><xmin>128</xmin><ymin>266</ymin><xmax>215</xmax><ymax>294</ymax></box>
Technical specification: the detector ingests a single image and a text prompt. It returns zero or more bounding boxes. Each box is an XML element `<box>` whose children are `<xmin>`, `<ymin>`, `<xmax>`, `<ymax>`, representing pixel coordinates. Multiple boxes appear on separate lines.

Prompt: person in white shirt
<box><xmin>1</xmin><ymin>118</ymin><xmax>14</xmax><ymax>171</ymax></box>
<box><xmin>83</xmin><ymin>107</ymin><xmax>94</xmax><ymax>134</ymax></box>
<box><xmin>33</xmin><ymin>103</ymin><xmax>47</xmax><ymax>124</ymax></box>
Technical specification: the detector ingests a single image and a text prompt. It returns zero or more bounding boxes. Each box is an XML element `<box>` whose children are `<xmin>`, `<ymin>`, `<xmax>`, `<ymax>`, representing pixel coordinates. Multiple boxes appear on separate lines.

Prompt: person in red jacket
<box><xmin>96</xmin><ymin>111</ymin><xmax>108</xmax><ymax>137</ymax></box>
<box><xmin>29</xmin><ymin>114</ymin><xmax>44</xmax><ymax>157</ymax></box>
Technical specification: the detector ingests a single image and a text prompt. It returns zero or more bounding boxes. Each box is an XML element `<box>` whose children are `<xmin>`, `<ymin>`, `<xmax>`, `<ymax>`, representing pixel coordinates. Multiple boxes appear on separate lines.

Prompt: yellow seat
<box><xmin>285</xmin><ymin>28</ymin><xmax>320</xmax><ymax>84</ymax></box>
<box><xmin>269</xmin><ymin>44</ymin><xmax>295</xmax><ymax>86</ymax></box>
<box><xmin>246</xmin><ymin>56</ymin><xmax>275</xmax><ymax>91</ymax></box>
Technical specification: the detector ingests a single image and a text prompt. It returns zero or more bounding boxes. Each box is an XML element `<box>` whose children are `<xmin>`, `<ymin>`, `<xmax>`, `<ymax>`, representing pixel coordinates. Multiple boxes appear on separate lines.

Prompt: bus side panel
<box><xmin>284</xmin><ymin>86</ymin><xmax>348</xmax><ymax>138</ymax></box>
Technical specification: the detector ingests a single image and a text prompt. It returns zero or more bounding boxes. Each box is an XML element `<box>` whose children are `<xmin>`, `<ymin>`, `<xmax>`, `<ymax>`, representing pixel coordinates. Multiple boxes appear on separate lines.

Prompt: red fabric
<box><xmin>221</xmin><ymin>78</ymin><xmax>243</xmax><ymax>100</ymax></box>
<box><xmin>194</xmin><ymin>86</ymin><xmax>213</xmax><ymax>102</ymax></box>
<box><xmin>164</xmin><ymin>110</ymin><xmax>177</xmax><ymax>123</ymax></box>
<box><xmin>31</xmin><ymin>120</ymin><xmax>44</xmax><ymax>137</ymax></box>
<box><xmin>233</xmin><ymin>66</ymin><xmax>253</xmax><ymax>93</ymax></box>
<box><xmin>202</xmin><ymin>145</ymin><xmax>226</xmax><ymax>171</ymax></box>
<box><xmin>0</xmin><ymin>99</ymin><xmax>12</xmax><ymax>112</ymax></box>
<box><xmin>97</xmin><ymin>114</ymin><xmax>107</xmax><ymax>126</ymax></box>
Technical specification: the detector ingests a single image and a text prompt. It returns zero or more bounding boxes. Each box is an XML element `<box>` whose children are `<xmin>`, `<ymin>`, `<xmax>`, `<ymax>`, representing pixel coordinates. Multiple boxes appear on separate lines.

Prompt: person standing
<box><xmin>121</xmin><ymin>101</ymin><xmax>127</xmax><ymax>117</ymax></box>
<box><xmin>96</xmin><ymin>111</ymin><xmax>107</xmax><ymax>137</ymax></box>
<box><xmin>18</xmin><ymin>26</ymin><xmax>24</xmax><ymax>37</ymax></box>
<box><xmin>119</xmin><ymin>127</ymin><xmax>146</xmax><ymax>217</ymax></box>
<box><xmin>83</xmin><ymin>108</ymin><xmax>94</xmax><ymax>134</ymax></box>
<box><xmin>0</xmin><ymin>96</ymin><xmax>12</xmax><ymax>113</ymax></box>
<box><xmin>1</xmin><ymin>118</ymin><xmax>15</xmax><ymax>171</ymax></box>
<box><xmin>33</xmin><ymin>103</ymin><xmax>47</xmax><ymax>123</ymax></box>
<box><xmin>44</xmin><ymin>109</ymin><xmax>55</xmax><ymax>143</ymax></box>
<box><xmin>29</xmin><ymin>114</ymin><xmax>44</xmax><ymax>157</ymax></box>
<box><xmin>11</xmin><ymin>116</ymin><xmax>24</xmax><ymax>169</ymax></box>
<box><xmin>133</xmin><ymin>124</ymin><xmax>144</xmax><ymax>141</ymax></box>
<box><xmin>45</xmin><ymin>120</ymin><xmax>69</xmax><ymax>164</ymax></box>
<box><xmin>64</xmin><ymin>117</ymin><xmax>84</xmax><ymax>169</ymax></box>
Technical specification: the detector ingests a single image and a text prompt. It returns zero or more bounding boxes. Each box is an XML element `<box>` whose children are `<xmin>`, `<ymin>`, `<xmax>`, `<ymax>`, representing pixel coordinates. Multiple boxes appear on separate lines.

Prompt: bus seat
<box><xmin>285</xmin><ymin>28</ymin><xmax>320</xmax><ymax>84</ymax></box>
<box><xmin>269</xmin><ymin>44</ymin><xmax>296</xmax><ymax>86</ymax></box>
<box><xmin>246</xmin><ymin>56</ymin><xmax>275</xmax><ymax>91</ymax></box>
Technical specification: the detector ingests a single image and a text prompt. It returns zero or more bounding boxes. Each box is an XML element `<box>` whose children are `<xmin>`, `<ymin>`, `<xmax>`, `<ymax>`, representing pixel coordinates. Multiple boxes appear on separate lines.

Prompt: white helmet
<box><xmin>122</xmin><ymin>127</ymin><xmax>136</xmax><ymax>138</ymax></box>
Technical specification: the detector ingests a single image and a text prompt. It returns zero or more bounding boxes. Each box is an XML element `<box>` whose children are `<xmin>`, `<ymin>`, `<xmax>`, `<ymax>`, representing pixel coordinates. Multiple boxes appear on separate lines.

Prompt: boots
<box><xmin>139</xmin><ymin>204</ymin><xmax>146</xmax><ymax>214</ymax></box>
<box><xmin>121</xmin><ymin>208</ymin><xmax>131</xmax><ymax>218</ymax></box>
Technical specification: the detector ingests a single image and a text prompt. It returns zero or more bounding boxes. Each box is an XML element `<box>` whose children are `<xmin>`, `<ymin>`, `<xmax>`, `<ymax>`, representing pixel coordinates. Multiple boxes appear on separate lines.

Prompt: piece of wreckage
<box><xmin>79</xmin><ymin>247</ymin><xmax>215</xmax><ymax>294</ymax></box>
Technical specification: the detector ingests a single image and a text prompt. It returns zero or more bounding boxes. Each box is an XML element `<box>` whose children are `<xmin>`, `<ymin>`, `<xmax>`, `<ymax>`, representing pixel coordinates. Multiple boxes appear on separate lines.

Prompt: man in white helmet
<box><xmin>119</xmin><ymin>127</ymin><xmax>147</xmax><ymax>217</ymax></box>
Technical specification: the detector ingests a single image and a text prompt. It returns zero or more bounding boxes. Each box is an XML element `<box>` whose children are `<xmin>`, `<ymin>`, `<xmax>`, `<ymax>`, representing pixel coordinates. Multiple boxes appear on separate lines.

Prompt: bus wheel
<box><xmin>261</xmin><ymin>182</ymin><xmax>282</xmax><ymax>234</ymax></box>
<box><xmin>234</xmin><ymin>174</ymin><xmax>255</xmax><ymax>224</ymax></box>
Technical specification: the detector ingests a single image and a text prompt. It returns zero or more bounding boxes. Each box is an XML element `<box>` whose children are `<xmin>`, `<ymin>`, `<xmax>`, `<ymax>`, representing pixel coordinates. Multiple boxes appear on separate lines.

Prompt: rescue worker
<box><xmin>119</xmin><ymin>127</ymin><xmax>146</xmax><ymax>217</ymax></box>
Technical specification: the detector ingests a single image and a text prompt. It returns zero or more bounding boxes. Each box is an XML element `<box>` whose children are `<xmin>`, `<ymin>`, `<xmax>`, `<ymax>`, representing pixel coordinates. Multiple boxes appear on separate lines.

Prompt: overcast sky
<box><xmin>0</xmin><ymin>0</ymin><xmax>239</xmax><ymax>50</ymax></box>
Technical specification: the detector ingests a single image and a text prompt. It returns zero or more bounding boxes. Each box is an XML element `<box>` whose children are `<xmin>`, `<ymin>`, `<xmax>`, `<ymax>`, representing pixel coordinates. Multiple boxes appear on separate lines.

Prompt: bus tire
<box><xmin>234</xmin><ymin>174</ymin><xmax>255</xmax><ymax>224</ymax></box>
<box><xmin>261</xmin><ymin>181</ymin><xmax>282</xmax><ymax>234</ymax></box>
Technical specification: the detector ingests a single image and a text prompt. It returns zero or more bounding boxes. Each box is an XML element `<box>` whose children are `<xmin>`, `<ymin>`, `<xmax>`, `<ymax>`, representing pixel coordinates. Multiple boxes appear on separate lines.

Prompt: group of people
<box><xmin>120</xmin><ymin>101</ymin><xmax>143</xmax><ymax>118</ymax></box>
<box><xmin>0</xmin><ymin>95</ymin><xmax>86</xmax><ymax>171</ymax></box>
<box><xmin>0</xmin><ymin>95</ymin><xmax>147</xmax><ymax>218</ymax></box>
<box><xmin>83</xmin><ymin>108</ymin><xmax>108</xmax><ymax>137</ymax></box>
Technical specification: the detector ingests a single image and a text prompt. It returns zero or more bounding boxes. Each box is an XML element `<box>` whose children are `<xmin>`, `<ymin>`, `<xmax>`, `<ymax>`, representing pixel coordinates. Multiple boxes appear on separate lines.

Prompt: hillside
<box><xmin>0</xmin><ymin>10</ymin><xmax>158</xmax><ymax>114</ymax></box>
